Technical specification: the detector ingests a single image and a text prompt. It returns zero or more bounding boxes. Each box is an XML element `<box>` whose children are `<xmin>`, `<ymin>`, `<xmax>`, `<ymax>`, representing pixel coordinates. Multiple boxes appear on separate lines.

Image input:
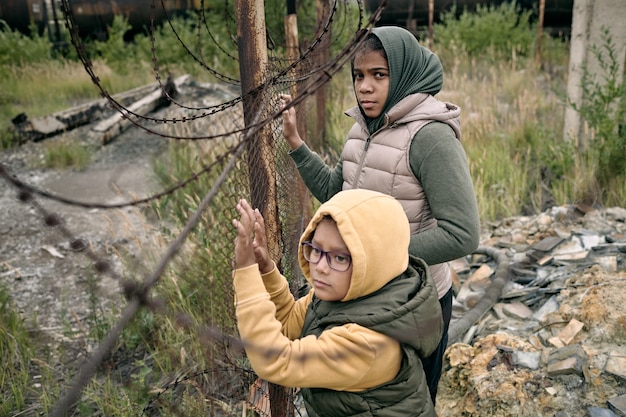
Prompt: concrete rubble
<box><xmin>438</xmin><ymin>205</ymin><xmax>626</xmax><ymax>417</ymax></box>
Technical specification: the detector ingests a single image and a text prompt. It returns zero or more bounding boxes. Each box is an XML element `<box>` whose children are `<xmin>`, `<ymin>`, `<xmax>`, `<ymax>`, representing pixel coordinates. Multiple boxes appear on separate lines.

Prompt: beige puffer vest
<box><xmin>342</xmin><ymin>94</ymin><xmax>461</xmax><ymax>298</ymax></box>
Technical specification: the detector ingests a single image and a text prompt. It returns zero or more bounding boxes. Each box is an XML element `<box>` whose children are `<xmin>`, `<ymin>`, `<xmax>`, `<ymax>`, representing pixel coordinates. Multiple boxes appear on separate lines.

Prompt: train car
<box><xmin>1</xmin><ymin>0</ymin><xmax>574</xmax><ymax>41</ymax></box>
<box><xmin>0</xmin><ymin>0</ymin><xmax>48</xmax><ymax>35</ymax></box>
<box><xmin>0</xmin><ymin>0</ymin><xmax>204</xmax><ymax>40</ymax></box>
<box><xmin>64</xmin><ymin>0</ymin><xmax>203</xmax><ymax>40</ymax></box>
<box><xmin>366</xmin><ymin>0</ymin><xmax>574</xmax><ymax>32</ymax></box>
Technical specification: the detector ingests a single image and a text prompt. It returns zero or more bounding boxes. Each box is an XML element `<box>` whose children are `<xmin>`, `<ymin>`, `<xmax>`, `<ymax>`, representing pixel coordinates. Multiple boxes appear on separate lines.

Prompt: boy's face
<box><xmin>309</xmin><ymin>220</ymin><xmax>352</xmax><ymax>301</ymax></box>
<box><xmin>352</xmin><ymin>50</ymin><xmax>389</xmax><ymax>119</ymax></box>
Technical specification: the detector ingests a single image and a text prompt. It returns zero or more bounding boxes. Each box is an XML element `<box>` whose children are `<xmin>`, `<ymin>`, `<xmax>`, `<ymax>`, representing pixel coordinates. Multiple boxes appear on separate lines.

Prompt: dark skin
<box><xmin>232</xmin><ymin>199</ymin><xmax>273</xmax><ymax>274</ymax></box>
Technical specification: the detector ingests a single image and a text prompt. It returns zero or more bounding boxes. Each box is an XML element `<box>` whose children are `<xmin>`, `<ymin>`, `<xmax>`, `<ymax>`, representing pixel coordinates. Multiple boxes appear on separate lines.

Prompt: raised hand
<box><xmin>232</xmin><ymin>199</ymin><xmax>273</xmax><ymax>274</ymax></box>
<box><xmin>279</xmin><ymin>94</ymin><xmax>304</xmax><ymax>150</ymax></box>
<box><xmin>249</xmin><ymin>206</ymin><xmax>272</xmax><ymax>274</ymax></box>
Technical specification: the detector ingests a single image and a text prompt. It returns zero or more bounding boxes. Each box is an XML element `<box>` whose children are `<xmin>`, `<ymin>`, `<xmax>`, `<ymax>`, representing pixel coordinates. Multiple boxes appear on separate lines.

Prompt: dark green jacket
<box><xmin>299</xmin><ymin>256</ymin><xmax>442</xmax><ymax>417</ymax></box>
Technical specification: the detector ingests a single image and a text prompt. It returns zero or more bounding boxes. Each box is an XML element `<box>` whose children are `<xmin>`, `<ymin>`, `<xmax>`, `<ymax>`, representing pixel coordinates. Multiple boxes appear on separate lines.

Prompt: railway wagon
<box><xmin>0</xmin><ymin>0</ymin><xmax>203</xmax><ymax>40</ymax></box>
<box><xmin>366</xmin><ymin>0</ymin><xmax>574</xmax><ymax>32</ymax></box>
<box><xmin>0</xmin><ymin>0</ymin><xmax>48</xmax><ymax>35</ymax></box>
<box><xmin>1</xmin><ymin>0</ymin><xmax>574</xmax><ymax>40</ymax></box>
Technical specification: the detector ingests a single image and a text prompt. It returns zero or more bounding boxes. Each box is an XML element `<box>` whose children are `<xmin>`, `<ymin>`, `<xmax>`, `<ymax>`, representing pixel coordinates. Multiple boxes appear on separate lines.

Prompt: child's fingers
<box><xmin>253</xmin><ymin>210</ymin><xmax>267</xmax><ymax>241</ymax></box>
<box><xmin>253</xmin><ymin>208</ymin><xmax>265</xmax><ymax>228</ymax></box>
<box><xmin>235</xmin><ymin>199</ymin><xmax>256</xmax><ymax>230</ymax></box>
<box><xmin>253</xmin><ymin>222</ymin><xmax>265</xmax><ymax>246</ymax></box>
<box><xmin>232</xmin><ymin>220</ymin><xmax>249</xmax><ymax>246</ymax></box>
<box><xmin>279</xmin><ymin>94</ymin><xmax>294</xmax><ymax>113</ymax></box>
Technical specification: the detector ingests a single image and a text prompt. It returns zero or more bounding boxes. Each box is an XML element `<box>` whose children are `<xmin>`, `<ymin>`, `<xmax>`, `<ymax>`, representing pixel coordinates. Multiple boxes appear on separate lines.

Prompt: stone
<box><xmin>548</xmin><ymin>344</ymin><xmax>587</xmax><ymax>362</ymax></box>
<box><xmin>608</xmin><ymin>394</ymin><xmax>626</xmax><ymax>416</ymax></box>
<box><xmin>553</xmin><ymin>239</ymin><xmax>584</xmax><ymax>255</ymax></box>
<box><xmin>439</xmin><ymin>204</ymin><xmax>626</xmax><ymax>416</ymax></box>
<box><xmin>531</xmin><ymin>235</ymin><xmax>565</xmax><ymax>252</ymax></box>
<box><xmin>492</xmin><ymin>303</ymin><xmax>506</xmax><ymax>320</ymax></box>
<box><xmin>605</xmin><ymin>354</ymin><xmax>626</xmax><ymax>382</ymax></box>
<box><xmin>466</xmin><ymin>263</ymin><xmax>494</xmax><ymax>291</ymax></box>
<box><xmin>537</xmin><ymin>254</ymin><xmax>554</xmax><ymax>266</ymax></box>
<box><xmin>605</xmin><ymin>207</ymin><xmax>626</xmax><ymax>222</ymax></box>
<box><xmin>547</xmin><ymin>356</ymin><xmax>585</xmax><ymax>376</ymax></box>
<box><xmin>502</xmin><ymin>302</ymin><xmax>534</xmax><ymax>320</ymax></box>
<box><xmin>528</xmin><ymin>334</ymin><xmax>545</xmax><ymax>350</ymax></box>
<box><xmin>532</xmin><ymin>295</ymin><xmax>560</xmax><ymax>322</ymax></box>
<box><xmin>578</xmin><ymin>233</ymin><xmax>604</xmax><ymax>249</ymax></box>
<box><xmin>596</xmin><ymin>255</ymin><xmax>618</xmax><ymax>272</ymax></box>
<box><xmin>557</xmin><ymin>319</ymin><xmax>584</xmax><ymax>345</ymax></box>
<box><xmin>512</xmin><ymin>350</ymin><xmax>541</xmax><ymax>370</ymax></box>
<box><xmin>587</xmin><ymin>407</ymin><xmax>619</xmax><ymax>417</ymax></box>
<box><xmin>548</xmin><ymin>336</ymin><xmax>566</xmax><ymax>348</ymax></box>
<box><xmin>547</xmin><ymin>344</ymin><xmax>588</xmax><ymax>377</ymax></box>
<box><xmin>553</xmin><ymin>250</ymin><xmax>590</xmax><ymax>262</ymax></box>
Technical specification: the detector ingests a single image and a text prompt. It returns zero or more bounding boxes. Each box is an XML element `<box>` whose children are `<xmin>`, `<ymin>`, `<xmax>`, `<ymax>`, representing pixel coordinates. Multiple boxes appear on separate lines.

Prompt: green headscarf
<box><xmin>363</xmin><ymin>26</ymin><xmax>444</xmax><ymax>133</ymax></box>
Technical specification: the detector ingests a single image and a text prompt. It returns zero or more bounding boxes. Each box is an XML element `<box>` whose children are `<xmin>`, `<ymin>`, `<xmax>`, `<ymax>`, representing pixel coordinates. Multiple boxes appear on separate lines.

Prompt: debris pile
<box><xmin>439</xmin><ymin>205</ymin><xmax>626</xmax><ymax>417</ymax></box>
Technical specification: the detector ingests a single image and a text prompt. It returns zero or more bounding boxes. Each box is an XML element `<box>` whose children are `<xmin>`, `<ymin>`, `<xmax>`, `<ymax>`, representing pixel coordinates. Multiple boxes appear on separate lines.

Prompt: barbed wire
<box><xmin>154</xmin><ymin>0</ymin><xmax>242</xmax><ymax>85</ymax></box>
<box><xmin>1</xmin><ymin>1</ymin><xmax>391</xmax><ymax>415</ymax></box>
<box><xmin>3</xmin><ymin>2</ymin><xmax>382</xmax><ymax>212</ymax></box>
<box><xmin>48</xmin><ymin>138</ymin><xmax>247</xmax><ymax>417</ymax></box>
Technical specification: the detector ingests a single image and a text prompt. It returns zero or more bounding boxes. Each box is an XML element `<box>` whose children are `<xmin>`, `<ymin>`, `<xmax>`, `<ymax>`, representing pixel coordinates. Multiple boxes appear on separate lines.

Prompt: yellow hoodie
<box><xmin>233</xmin><ymin>189</ymin><xmax>439</xmax><ymax>391</ymax></box>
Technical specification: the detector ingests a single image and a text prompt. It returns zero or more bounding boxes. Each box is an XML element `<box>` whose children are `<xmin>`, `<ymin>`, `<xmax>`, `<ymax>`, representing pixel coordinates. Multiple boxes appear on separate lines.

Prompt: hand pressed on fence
<box><xmin>232</xmin><ymin>189</ymin><xmax>443</xmax><ymax>416</ymax></box>
<box><xmin>280</xmin><ymin>25</ymin><xmax>481</xmax><ymax>405</ymax></box>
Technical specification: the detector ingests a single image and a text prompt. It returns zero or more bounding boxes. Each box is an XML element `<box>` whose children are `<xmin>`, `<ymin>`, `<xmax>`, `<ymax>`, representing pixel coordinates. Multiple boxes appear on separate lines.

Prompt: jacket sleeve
<box><xmin>288</xmin><ymin>144</ymin><xmax>343</xmax><ymax>203</ymax></box>
<box><xmin>258</xmin><ymin>263</ymin><xmax>308</xmax><ymax>340</ymax></box>
<box><xmin>408</xmin><ymin>123</ymin><xmax>480</xmax><ymax>265</ymax></box>
<box><xmin>233</xmin><ymin>264</ymin><xmax>402</xmax><ymax>391</ymax></box>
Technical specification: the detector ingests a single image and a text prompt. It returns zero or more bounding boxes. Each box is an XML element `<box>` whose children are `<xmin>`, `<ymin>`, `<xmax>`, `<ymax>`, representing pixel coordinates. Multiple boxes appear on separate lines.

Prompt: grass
<box><xmin>39</xmin><ymin>138</ymin><xmax>92</xmax><ymax>170</ymax></box>
<box><xmin>441</xmin><ymin>56</ymin><xmax>564</xmax><ymax>218</ymax></box>
<box><xmin>0</xmin><ymin>285</ymin><xmax>32</xmax><ymax>414</ymax></box>
<box><xmin>0</xmin><ymin>60</ymin><xmax>155</xmax><ymax>131</ymax></box>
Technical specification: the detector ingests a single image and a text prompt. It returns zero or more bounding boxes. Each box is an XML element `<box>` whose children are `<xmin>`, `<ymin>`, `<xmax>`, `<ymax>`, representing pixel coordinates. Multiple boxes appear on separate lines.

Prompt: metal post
<box><xmin>233</xmin><ymin>0</ymin><xmax>280</xmax><ymax>262</ymax></box>
<box><xmin>284</xmin><ymin>0</ymin><xmax>306</xmax><ymax>137</ymax></box>
<box><xmin>234</xmin><ymin>2</ymin><xmax>288</xmax><ymax>416</ymax></box>
<box><xmin>313</xmin><ymin>0</ymin><xmax>331</xmax><ymax>148</ymax></box>
<box><xmin>536</xmin><ymin>0</ymin><xmax>546</xmax><ymax>67</ymax></box>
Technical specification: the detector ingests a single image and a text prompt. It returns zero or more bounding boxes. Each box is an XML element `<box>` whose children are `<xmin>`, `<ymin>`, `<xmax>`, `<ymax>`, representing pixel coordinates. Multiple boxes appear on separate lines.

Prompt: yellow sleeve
<box><xmin>251</xmin><ymin>263</ymin><xmax>310</xmax><ymax>340</ymax></box>
<box><xmin>233</xmin><ymin>265</ymin><xmax>401</xmax><ymax>391</ymax></box>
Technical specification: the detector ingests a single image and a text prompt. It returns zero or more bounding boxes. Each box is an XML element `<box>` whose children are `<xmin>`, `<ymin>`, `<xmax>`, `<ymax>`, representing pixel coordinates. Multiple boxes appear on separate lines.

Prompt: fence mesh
<box><xmin>0</xmin><ymin>1</ymin><xmax>386</xmax><ymax>415</ymax></box>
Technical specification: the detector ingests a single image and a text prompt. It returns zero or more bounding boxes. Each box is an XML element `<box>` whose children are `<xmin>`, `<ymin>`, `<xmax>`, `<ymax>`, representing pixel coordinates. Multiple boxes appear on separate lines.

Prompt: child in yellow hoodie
<box><xmin>232</xmin><ymin>189</ymin><xmax>443</xmax><ymax>416</ymax></box>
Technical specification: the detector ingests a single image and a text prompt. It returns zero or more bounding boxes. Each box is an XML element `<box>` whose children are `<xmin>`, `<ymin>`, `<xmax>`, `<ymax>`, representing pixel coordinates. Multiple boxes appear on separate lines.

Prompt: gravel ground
<box><xmin>0</xmin><ymin>121</ymin><xmax>166</xmax><ymax>340</ymax></box>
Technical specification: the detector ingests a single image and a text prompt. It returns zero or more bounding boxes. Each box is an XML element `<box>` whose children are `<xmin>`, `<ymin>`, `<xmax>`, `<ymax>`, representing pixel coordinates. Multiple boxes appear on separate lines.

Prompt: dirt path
<box><xmin>0</xmin><ymin>123</ymin><xmax>166</xmax><ymax>343</ymax></box>
<box><xmin>1</xmin><ymin>80</ymin><xmax>238</xmax><ymax>362</ymax></box>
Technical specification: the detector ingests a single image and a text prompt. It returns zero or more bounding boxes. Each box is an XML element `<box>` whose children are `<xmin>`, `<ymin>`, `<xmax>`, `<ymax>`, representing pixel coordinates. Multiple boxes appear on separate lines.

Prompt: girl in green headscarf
<box><xmin>281</xmin><ymin>25</ymin><xmax>480</xmax><ymax>407</ymax></box>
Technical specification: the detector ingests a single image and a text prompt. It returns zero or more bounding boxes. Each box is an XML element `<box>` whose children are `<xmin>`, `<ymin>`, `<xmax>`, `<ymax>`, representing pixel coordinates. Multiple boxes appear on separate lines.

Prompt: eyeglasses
<box><xmin>301</xmin><ymin>241</ymin><xmax>352</xmax><ymax>272</ymax></box>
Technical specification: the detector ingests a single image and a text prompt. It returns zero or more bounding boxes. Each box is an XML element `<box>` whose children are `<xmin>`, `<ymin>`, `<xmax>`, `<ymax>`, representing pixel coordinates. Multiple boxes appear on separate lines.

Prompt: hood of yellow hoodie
<box><xmin>299</xmin><ymin>189</ymin><xmax>410</xmax><ymax>302</ymax></box>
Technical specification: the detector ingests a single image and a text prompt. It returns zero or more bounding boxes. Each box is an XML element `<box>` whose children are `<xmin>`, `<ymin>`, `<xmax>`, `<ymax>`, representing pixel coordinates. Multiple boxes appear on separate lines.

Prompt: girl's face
<box><xmin>308</xmin><ymin>219</ymin><xmax>352</xmax><ymax>301</ymax></box>
<box><xmin>353</xmin><ymin>50</ymin><xmax>390</xmax><ymax>119</ymax></box>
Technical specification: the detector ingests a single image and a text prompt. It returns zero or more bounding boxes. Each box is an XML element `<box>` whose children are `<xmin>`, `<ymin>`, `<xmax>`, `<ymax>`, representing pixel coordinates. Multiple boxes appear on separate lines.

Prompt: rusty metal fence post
<box><xmin>234</xmin><ymin>0</ymin><xmax>291</xmax><ymax>415</ymax></box>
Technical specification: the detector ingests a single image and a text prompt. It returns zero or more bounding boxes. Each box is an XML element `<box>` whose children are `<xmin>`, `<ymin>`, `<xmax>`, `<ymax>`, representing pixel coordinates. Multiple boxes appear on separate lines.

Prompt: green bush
<box><xmin>91</xmin><ymin>16</ymin><xmax>136</xmax><ymax>73</ymax></box>
<box><xmin>573</xmin><ymin>27</ymin><xmax>626</xmax><ymax>201</ymax></box>
<box><xmin>434</xmin><ymin>1</ymin><xmax>535</xmax><ymax>61</ymax></box>
<box><xmin>0</xmin><ymin>20</ymin><xmax>54</xmax><ymax>66</ymax></box>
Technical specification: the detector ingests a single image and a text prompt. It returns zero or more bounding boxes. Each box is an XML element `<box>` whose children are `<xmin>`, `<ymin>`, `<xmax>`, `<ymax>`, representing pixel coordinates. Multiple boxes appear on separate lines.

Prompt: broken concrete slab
<box><xmin>11</xmin><ymin>81</ymin><xmax>164</xmax><ymax>143</ymax></box>
<box><xmin>91</xmin><ymin>74</ymin><xmax>192</xmax><ymax>145</ymax></box>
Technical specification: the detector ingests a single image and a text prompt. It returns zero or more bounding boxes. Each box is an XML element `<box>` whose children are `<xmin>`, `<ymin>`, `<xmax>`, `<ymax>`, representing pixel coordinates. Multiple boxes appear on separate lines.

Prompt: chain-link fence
<box><xmin>0</xmin><ymin>1</ymin><xmax>386</xmax><ymax>415</ymax></box>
